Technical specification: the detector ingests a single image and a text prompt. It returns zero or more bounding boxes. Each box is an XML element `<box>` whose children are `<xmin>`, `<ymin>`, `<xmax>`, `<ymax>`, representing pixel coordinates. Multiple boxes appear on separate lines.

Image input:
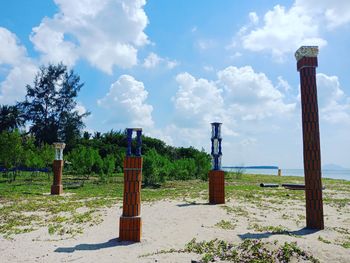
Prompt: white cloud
<box><xmin>242</xmin><ymin>5</ymin><xmax>326</xmax><ymax>59</ymax></box>
<box><xmin>277</xmin><ymin>76</ymin><xmax>292</xmax><ymax>92</ymax></box>
<box><xmin>217</xmin><ymin>66</ymin><xmax>295</xmax><ymax>120</ymax></box>
<box><xmin>143</xmin><ymin>52</ymin><xmax>161</xmax><ymax>68</ymax></box>
<box><xmin>174</xmin><ymin>72</ymin><xmax>225</xmax><ymax>127</ymax></box>
<box><xmin>317</xmin><ymin>73</ymin><xmax>350</xmax><ymax>124</ymax></box>
<box><xmin>0</xmin><ymin>64</ymin><xmax>38</xmax><ymax>104</ymax></box>
<box><xmin>75</xmin><ymin>102</ymin><xmax>88</xmax><ymax>116</ymax></box>
<box><xmin>168</xmin><ymin>66</ymin><xmax>295</xmax><ymax>149</ymax></box>
<box><xmin>249</xmin><ymin>12</ymin><xmax>259</xmax><ymax>25</ymax></box>
<box><xmin>166</xmin><ymin>60</ymin><xmax>179</xmax><ymax>69</ymax></box>
<box><xmin>0</xmin><ymin>28</ymin><xmax>27</xmax><ymax>65</ymax></box>
<box><xmin>296</xmin><ymin>0</ymin><xmax>350</xmax><ymax>29</ymax></box>
<box><xmin>97</xmin><ymin>74</ymin><xmax>153</xmax><ymax>127</ymax></box>
<box><xmin>142</xmin><ymin>52</ymin><xmax>179</xmax><ymax>69</ymax></box>
<box><xmin>30</xmin><ymin>0</ymin><xmax>149</xmax><ymax>74</ymax></box>
<box><xmin>241</xmin><ymin>1</ymin><xmax>350</xmax><ymax>59</ymax></box>
<box><xmin>0</xmin><ymin>27</ymin><xmax>38</xmax><ymax>104</ymax></box>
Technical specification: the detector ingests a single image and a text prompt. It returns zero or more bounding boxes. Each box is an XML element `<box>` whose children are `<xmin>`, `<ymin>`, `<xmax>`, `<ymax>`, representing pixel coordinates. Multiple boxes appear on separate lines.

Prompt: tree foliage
<box><xmin>19</xmin><ymin>63</ymin><xmax>89</xmax><ymax>147</ymax></box>
<box><xmin>0</xmin><ymin>105</ymin><xmax>25</xmax><ymax>132</ymax></box>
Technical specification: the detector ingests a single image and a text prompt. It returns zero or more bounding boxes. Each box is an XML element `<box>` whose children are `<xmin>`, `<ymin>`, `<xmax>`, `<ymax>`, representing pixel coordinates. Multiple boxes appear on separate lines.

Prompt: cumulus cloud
<box><xmin>317</xmin><ymin>73</ymin><xmax>350</xmax><ymax>124</ymax></box>
<box><xmin>240</xmin><ymin>1</ymin><xmax>350</xmax><ymax>59</ymax></box>
<box><xmin>296</xmin><ymin>0</ymin><xmax>350</xmax><ymax>29</ymax></box>
<box><xmin>0</xmin><ymin>27</ymin><xmax>38</xmax><ymax>104</ymax></box>
<box><xmin>174</xmin><ymin>72</ymin><xmax>225</xmax><ymax>126</ymax></box>
<box><xmin>217</xmin><ymin>66</ymin><xmax>295</xmax><ymax>120</ymax></box>
<box><xmin>97</xmin><ymin>74</ymin><xmax>153</xmax><ymax>127</ymax></box>
<box><xmin>30</xmin><ymin>0</ymin><xmax>149</xmax><ymax>74</ymax></box>
<box><xmin>142</xmin><ymin>52</ymin><xmax>179</xmax><ymax>69</ymax></box>
<box><xmin>169</xmin><ymin>66</ymin><xmax>296</xmax><ymax>148</ymax></box>
<box><xmin>241</xmin><ymin>5</ymin><xmax>326</xmax><ymax>59</ymax></box>
<box><xmin>0</xmin><ymin>28</ymin><xmax>27</xmax><ymax>65</ymax></box>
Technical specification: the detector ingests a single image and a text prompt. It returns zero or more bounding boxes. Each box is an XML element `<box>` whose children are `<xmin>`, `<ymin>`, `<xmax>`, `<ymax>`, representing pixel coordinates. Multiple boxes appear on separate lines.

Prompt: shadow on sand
<box><xmin>176</xmin><ymin>202</ymin><xmax>210</xmax><ymax>207</ymax></box>
<box><xmin>54</xmin><ymin>238</ymin><xmax>134</xmax><ymax>253</ymax></box>
<box><xmin>238</xmin><ymin>227</ymin><xmax>321</xmax><ymax>240</ymax></box>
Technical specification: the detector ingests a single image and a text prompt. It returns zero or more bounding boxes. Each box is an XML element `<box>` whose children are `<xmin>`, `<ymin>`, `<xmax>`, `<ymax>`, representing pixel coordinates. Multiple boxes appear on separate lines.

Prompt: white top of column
<box><xmin>295</xmin><ymin>46</ymin><xmax>319</xmax><ymax>61</ymax></box>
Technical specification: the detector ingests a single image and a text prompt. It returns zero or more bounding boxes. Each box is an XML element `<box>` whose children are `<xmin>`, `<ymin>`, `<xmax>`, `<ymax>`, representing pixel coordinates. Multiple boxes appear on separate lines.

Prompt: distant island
<box><xmin>222</xmin><ymin>166</ymin><xmax>279</xmax><ymax>169</ymax></box>
<box><xmin>322</xmin><ymin>164</ymin><xmax>349</xmax><ymax>170</ymax></box>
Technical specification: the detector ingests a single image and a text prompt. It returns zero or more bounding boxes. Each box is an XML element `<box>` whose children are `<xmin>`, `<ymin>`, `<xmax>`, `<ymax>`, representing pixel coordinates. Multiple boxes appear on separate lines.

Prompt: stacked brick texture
<box><xmin>297</xmin><ymin>55</ymin><xmax>324</xmax><ymax>230</ymax></box>
<box><xmin>51</xmin><ymin>160</ymin><xmax>63</xmax><ymax>195</ymax></box>
<box><xmin>119</xmin><ymin>156</ymin><xmax>142</xmax><ymax>241</ymax></box>
<box><xmin>209</xmin><ymin>170</ymin><xmax>225</xmax><ymax>204</ymax></box>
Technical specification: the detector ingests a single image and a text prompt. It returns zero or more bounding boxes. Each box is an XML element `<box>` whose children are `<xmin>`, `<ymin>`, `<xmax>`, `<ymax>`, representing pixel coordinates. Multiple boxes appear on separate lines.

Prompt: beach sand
<box><xmin>1</xmin><ymin>191</ymin><xmax>349</xmax><ymax>263</ymax></box>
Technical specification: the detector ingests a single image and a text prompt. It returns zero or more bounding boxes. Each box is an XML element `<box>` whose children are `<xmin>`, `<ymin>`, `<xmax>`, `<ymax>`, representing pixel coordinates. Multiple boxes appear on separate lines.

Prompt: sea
<box><xmin>222</xmin><ymin>168</ymin><xmax>350</xmax><ymax>181</ymax></box>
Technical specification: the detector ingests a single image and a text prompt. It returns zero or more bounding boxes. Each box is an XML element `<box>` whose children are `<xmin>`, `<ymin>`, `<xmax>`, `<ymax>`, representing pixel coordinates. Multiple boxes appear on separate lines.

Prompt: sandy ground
<box><xmin>0</xmin><ymin>196</ymin><xmax>349</xmax><ymax>263</ymax></box>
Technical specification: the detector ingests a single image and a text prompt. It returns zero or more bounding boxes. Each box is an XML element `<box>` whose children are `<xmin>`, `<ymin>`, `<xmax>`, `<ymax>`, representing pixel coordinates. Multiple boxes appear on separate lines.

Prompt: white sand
<box><xmin>0</xmin><ymin>197</ymin><xmax>349</xmax><ymax>262</ymax></box>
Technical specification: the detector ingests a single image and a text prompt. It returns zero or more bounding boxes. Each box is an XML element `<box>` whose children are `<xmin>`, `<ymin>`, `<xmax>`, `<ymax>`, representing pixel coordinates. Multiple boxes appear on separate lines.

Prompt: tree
<box><xmin>66</xmin><ymin>146</ymin><xmax>101</xmax><ymax>179</ymax></box>
<box><xmin>19</xmin><ymin>63</ymin><xmax>89</xmax><ymax>146</ymax></box>
<box><xmin>0</xmin><ymin>105</ymin><xmax>25</xmax><ymax>132</ymax></box>
<box><xmin>143</xmin><ymin>149</ymin><xmax>170</xmax><ymax>186</ymax></box>
<box><xmin>0</xmin><ymin>130</ymin><xmax>23</xmax><ymax>169</ymax></box>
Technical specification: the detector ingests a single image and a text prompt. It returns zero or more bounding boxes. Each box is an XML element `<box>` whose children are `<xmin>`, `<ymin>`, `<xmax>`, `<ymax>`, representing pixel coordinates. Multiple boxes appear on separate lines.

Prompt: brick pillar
<box><xmin>295</xmin><ymin>46</ymin><xmax>324</xmax><ymax>230</ymax></box>
<box><xmin>119</xmin><ymin>157</ymin><xmax>142</xmax><ymax>241</ymax></box>
<box><xmin>51</xmin><ymin>160</ymin><xmax>63</xmax><ymax>195</ymax></box>
<box><xmin>209</xmin><ymin>170</ymin><xmax>225</xmax><ymax>204</ymax></box>
<box><xmin>119</xmin><ymin>128</ymin><xmax>143</xmax><ymax>242</ymax></box>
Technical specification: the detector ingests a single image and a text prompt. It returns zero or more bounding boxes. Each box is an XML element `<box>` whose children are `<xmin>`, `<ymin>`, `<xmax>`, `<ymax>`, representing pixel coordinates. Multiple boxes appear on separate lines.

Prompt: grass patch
<box><xmin>221</xmin><ymin>205</ymin><xmax>249</xmax><ymax>217</ymax></box>
<box><xmin>341</xmin><ymin>241</ymin><xmax>350</xmax><ymax>249</ymax></box>
<box><xmin>215</xmin><ymin>220</ymin><xmax>236</xmax><ymax>230</ymax></box>
<box><xmin>318</xmin><ymin>236</ymin><xmax>331</xmax><ymax>244</ymax></box>
<box><xmin>248</xmin><ymin>223</ymin><xmax>290</xmax><ymax>234</ymax></box>
<box><xmin>141</xmin><ymin>238</ymin><xmax>320</xmax><ymax>263</ymax></box>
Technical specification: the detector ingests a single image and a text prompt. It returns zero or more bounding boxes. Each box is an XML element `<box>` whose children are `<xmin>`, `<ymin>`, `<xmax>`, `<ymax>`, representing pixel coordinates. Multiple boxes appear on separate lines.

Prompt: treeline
<box><xmin>0</xmin><ymin>63</ymin><xmax>211</xmax><ymax>185</ymax></box>
<box><xmin>0</xmin><ymin>129</ymin><xmax>211</xmax><ymax>185</ymax></box>
<box><xmin>67</xmin><ymin>130</ymin><xmax>211</xmax><ymax>184</ymax></box>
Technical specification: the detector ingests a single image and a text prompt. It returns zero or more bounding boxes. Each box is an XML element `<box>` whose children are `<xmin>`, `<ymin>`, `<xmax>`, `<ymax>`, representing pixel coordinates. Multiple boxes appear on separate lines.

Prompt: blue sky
<box><xmin>1</xmin><ymin>0</ymin><xmax>350</xmax><ymax>168</ymax></box>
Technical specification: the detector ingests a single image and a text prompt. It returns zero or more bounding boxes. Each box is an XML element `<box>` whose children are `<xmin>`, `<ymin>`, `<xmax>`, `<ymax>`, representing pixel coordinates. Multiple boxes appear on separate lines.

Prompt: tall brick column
<box><xmin>295</xmin><ymin>46</ymin><xmax>324</xmax><ymax>230</ymax></box>
<box><xmin>119</xmin><ymin>128</ymin><xmax>143</xmax><ymax>242</ymax></box>
<box><xmin>209</xmin><ymin>122</ymin><xmax>225</xmax><ymax>204</ymax></box>
<box><xmin>51</xmin><ymin>142</ymin><xmax>65</xmax><ymax>195</ymax></box>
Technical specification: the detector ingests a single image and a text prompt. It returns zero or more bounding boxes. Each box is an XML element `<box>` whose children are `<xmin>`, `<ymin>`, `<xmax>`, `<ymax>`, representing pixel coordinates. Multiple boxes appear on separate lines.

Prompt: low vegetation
<box><xmin>141</xmin><ymin>238</ymin><xmax>320</xmax><ymax>263</ymax></box>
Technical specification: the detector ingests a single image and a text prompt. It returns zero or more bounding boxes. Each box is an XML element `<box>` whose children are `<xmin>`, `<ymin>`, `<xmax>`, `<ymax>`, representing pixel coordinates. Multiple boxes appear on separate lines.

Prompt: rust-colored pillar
<box><xmin>51</xmin><ymin>160</ymin><xmax>63</xmax><ymax>195</ymax></box>
<box><xmin>295</xmin><ymin>46</ymin><xmax>324</xmax><ymax>229</ymax></box>
<box><xmin>209</xmin><ymin>122</ymin><xmax>225</xmax><ymax>204</ymax></box>
<box><xmin>119</xmin><ymin>128</ymin><xmax>143</xmax><ymax>242</ymax></box>
<box><xmin>209</xmin><ymin>170</ymin><xmax>225</xmax><ymax>204</ymax></box>
<box><xmin>51</xmin><ymin>142</ymin><xmax>65</xmax><ymax>195</ymax></box>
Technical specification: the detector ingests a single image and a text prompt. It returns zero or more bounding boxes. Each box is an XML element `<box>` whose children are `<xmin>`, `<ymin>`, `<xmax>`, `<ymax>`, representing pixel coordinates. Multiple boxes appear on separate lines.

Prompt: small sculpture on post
<box><xmin>208</xmin><ymin>122</ymin><xmax>225</xmax><ymax>204</ymax></box>
<box><xmin>51</xmin><ymin>142</ymin><xmax>65</xmax><ymax>195</ymax></box>
<box><xmin>211</xmin><ymin>122</ymin><xmax>222</xmax><ymax>170</ymax></box>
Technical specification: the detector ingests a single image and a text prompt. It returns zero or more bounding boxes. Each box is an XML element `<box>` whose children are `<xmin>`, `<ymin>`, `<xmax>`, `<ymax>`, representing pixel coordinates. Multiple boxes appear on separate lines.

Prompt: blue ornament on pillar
<box><xmin>126</xmin><ymin>128</ymin><xmax>143</xmax><ymax>157</ymax></box>
<box><xmin>211</xmin><ymin>122</ymin><xmax>222</xmax><ymax>170</ymax></box>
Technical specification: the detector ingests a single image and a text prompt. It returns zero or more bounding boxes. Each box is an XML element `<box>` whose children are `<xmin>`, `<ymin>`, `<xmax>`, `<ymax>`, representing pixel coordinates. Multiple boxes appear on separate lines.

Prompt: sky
<box><xmin>0</xmin><ymin>0</ymin><xmax>350</xmax><ymax>169</ymax></box>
